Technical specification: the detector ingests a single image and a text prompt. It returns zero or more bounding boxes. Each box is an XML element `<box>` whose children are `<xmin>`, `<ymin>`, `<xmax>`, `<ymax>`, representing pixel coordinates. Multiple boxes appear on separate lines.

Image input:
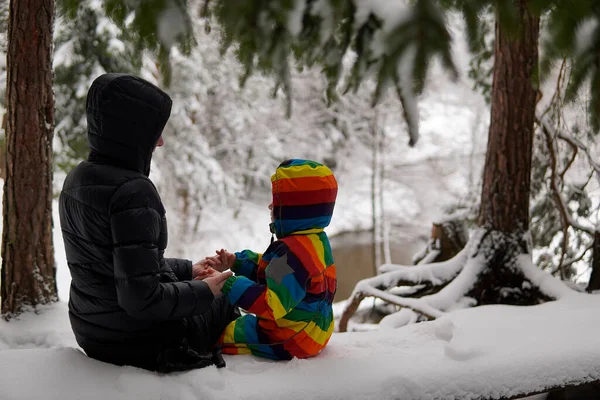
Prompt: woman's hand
<box><xmin>192</xmin><ymin>260</ymin><xmax>220</xmax><ymax>280</ymax></box>
<box><xmin>203</xmin><ymin>271</ymin><xmax>234</xmax><ymax>297</ymax></box>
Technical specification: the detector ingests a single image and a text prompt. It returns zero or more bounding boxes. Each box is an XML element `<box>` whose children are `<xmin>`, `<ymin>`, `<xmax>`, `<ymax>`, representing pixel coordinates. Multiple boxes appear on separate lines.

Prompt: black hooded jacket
<box><xmin>59</xmin><ymin>74</ymin><xmax>215</xmax><ymax>370</ymax></box>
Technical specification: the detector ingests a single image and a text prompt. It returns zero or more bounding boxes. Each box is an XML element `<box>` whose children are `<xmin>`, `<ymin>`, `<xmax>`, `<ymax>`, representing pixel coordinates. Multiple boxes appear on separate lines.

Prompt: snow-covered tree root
<box><xmin>339</xmin><ymin>229</ymin><xmax>579</xmax><ymax>332</ymax></box>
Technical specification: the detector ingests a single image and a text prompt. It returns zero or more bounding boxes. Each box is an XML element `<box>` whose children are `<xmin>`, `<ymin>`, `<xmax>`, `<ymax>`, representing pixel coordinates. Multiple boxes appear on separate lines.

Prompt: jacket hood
<box><xmin>85</xmin><ymin>73</ymin><xmax>172</xmax><ymax>176</ymax></box>
<box><xmin>271</xmin><ymin>159</ymin><xmax>338</xmax><ymax>238</ymax></box>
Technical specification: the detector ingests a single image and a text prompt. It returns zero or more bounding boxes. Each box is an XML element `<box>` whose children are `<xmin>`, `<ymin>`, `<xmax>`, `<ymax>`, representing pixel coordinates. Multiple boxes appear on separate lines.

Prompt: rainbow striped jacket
<box><xmin>218</xmin><ymin>159</ymin><xmax>337</xmax><ymax>360</ymax></box>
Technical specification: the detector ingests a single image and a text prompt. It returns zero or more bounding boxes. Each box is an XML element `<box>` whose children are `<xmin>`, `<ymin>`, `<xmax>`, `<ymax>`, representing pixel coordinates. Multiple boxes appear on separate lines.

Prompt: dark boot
<box><xmin>185</xmin><ymin>296</ymin><xmax>240</xmax><ymax>367</ymax></box>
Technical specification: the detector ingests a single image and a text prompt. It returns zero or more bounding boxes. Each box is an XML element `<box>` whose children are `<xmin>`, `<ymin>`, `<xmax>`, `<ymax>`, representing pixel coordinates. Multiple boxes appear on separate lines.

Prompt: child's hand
<box><xmin>203</xmin><ymin>255</ymin><xmax>225</xmax><ymax>271</ymax></box>
<box><xmin>205</xmin><ymin>249</ymin><xmax>236</xmax><ymax>272</ymax></box>
<box><xmin>217</xmin><ymin>249</ymin><xmax>236</xmax><ymax>270</ymax></box>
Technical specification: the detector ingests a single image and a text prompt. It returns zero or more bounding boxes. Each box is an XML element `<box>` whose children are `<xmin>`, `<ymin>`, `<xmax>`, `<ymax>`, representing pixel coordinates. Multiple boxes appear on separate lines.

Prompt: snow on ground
<box><xmin>1</xmin><ymin>293</ymin><xmax>599</xmax><ymax>400</ymax></box>
<box><xmin>12</xmin><ymin>208</ymin><xmax>600</xmax><ymax>400</ymax></box>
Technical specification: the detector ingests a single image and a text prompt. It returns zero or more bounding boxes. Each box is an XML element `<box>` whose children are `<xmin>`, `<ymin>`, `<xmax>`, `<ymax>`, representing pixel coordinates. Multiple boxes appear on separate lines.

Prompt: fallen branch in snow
<box><xmin>339</xmin><ymin>228</ymin><xmax>580</xmax><ymax>332</ymax></box>
<box><xmin>339</xmin><ymin>238</ymin><xmax>470</xmax><ymax>332</ymax></box>
<box><xmin>339</xmin><ymin>285</ymin><xmax>441</xmax><ymax>332</ymax></box>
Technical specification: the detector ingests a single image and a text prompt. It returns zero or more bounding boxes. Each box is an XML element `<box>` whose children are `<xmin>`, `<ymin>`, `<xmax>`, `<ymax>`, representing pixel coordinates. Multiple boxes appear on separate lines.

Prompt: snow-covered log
<box><xmin>2</xmin><ymin>297</ymin><xmax>600</xmax><ymax>400</ymax></box>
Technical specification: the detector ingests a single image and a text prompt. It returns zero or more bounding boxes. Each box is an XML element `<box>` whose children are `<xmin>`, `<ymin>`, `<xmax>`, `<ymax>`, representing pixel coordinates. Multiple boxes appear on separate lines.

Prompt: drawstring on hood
<box><xmin>85</xmin><ymin>73</ymin><xmax>173</xmax><ymax>176</ymax></box>
<box><xmin>270</xmin><ymin>159</ymin><xmax>338</xmax><ymax>239</ymax></box>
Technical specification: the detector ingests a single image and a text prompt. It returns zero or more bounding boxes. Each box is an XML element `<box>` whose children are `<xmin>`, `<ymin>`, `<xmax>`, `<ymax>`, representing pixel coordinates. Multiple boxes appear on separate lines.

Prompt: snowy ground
<box><xmin>7</xmin><ymin>205</ymin><xmax>599</xmax><ymax>399</ymax></box>
<box><xmin>1</xmin><ymin>292</ymin><xmax>599</xmax><ymax>400</ymax></box>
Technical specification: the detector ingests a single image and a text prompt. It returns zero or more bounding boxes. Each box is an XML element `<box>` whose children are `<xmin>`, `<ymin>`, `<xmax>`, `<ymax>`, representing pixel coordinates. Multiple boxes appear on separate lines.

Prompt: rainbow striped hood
<box><xmin>270</xmin><ymin>159</ymin><xmax>338</xmax><ymax>238</ymax></box>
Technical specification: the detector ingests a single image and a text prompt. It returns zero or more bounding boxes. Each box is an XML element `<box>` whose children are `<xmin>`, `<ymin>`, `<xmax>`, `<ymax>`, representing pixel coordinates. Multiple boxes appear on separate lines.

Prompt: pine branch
<box><xmin>541</xmin><ymin>1</ymin><xmax>600</xmax><ymax>130</ymax></box>
<box><xmin>60</xmin><ymin>0</ymin><xmax>195</xmax><ymax>86</ymax></box>
<box><xmin>201</xmin><ymin>0</ymin><xmax>459</xmax><ymax>146</ymax></box>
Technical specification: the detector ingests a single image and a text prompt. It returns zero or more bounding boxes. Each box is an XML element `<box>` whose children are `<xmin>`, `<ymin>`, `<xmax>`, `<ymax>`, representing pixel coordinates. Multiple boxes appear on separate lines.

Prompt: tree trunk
<box><xmin>413</xmin><ymin>220</ymin><xmax>468</xmax><ymax>265</ymax></box>
<box><xmin>478</xmin><ymin>0</ymin><xmax>539</xmax><ymax>233</ymax></box>
<box><xmin>468</xmin><ymin>1</ymin><xmax>543</xmax><ymax>305</ymax></box>
<box><xmin>1</xmin><ymin>0</ymin><xmax>57</xmax><ymax>318</ymax></box>
<box><xmin>371</xmin><ymin>115</ymin><xmax>382</xmax><ymax>275</ymax></box>
<box><xmin>587</xmin><ymin>230</ymin><xmax>600</xmax><ymax>292</ymax></box>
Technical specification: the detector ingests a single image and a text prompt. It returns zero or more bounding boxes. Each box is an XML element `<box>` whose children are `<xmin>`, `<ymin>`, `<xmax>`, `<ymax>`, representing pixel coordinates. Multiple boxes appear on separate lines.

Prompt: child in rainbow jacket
<box><xmin>203</xmin><ymin>159</ymin><xmax>338</xmax><ymax>360</ymax></box>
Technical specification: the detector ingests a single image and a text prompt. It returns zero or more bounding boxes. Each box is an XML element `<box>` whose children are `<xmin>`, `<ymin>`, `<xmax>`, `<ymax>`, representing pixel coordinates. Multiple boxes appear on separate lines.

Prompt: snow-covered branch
<box><xmin>518</xmin><ymin>255</ymin><xmax>581</xmax><ymax>300</ymax></box>
<box><xmin>377</xmin><ymin>247</ymin><xmax>468</xmax><ymax>286</ymax></box>
<box><xmin>355</xmin><ymin>282</ymin><xmax>443</xmax><ymax>319</ymax></box>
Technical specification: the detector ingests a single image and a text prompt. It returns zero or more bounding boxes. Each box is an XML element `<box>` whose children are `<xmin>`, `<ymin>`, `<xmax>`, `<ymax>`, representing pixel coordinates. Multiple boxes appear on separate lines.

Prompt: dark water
<box><xmin>330</xmin><ymin>230</ymin><xmax>427</xmax><ymax>301</ymax></box>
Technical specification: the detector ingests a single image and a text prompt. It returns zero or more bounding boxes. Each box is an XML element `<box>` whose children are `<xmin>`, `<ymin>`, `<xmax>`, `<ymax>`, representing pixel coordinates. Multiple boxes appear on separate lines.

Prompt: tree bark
<box><xmin>371</xmin><ymin>117</ymin><xmax>382</xmax><ymax>275</ymax></box>
<box><xmin>587</xmin><ymin>230</ymin><xmax>600</xmax><ymax>292</ymax></box>
<box><xmin>478</xmin><ymin>0</ymin><xmax>540</xmax><ymax>234</ymax></box>
<box><xmin>1</xmin><ymin>0</ymin><xmax>57</xmax><ymax>318</ymax></box>
<box><xmin>468</xmin><ymin>1</ymin><xmax>545</xmax><ymax>306</ymax></box>
<box><xmin>413</xmin><ymin>221</ymin><xmax>467</xmax><ymax>264</ymax></box>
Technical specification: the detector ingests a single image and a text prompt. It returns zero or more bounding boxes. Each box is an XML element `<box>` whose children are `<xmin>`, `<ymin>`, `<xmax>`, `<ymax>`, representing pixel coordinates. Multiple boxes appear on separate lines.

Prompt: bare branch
<box><xmin>536</xmin><ymin>114</ymin><xmax>596</xmax><ymax>236</ymax></box>
<box><xmin>551</xmin><ymin>242</ymin><xmax>594</xmax><ymax>276</ymax></box>
<box><xmin>557</xmin><ymin>131</ymin><xmax>600</xmax><ymax>177</ymax></box>
<box><xmin>559</xmin><ymin>139</ymin><xmax>578</xmax><ymax>181</ymax></box>
<box><xmin>539</xmin><ymin>115</ymin><xmax>571</xmax><ymax>278</ymax></box>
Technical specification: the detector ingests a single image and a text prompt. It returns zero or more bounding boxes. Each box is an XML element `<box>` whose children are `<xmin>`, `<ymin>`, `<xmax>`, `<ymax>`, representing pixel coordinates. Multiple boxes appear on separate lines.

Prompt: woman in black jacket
<box><xmin>59</xmin><ymin>73</ymin><xmax>237</xmax><ymax>372</ymax></box>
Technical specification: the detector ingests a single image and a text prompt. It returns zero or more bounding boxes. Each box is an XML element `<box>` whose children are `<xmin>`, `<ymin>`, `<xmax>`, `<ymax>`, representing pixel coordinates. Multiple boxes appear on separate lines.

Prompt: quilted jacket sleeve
<box><xmin>109</xmin><ymin>178</ymin><xmax>213</xmax><ymax>320</ymax></box>
<box><xmin>165</xmin><ymin>258</ymin><xmax>193</xmax><ymax>281</ymax></box>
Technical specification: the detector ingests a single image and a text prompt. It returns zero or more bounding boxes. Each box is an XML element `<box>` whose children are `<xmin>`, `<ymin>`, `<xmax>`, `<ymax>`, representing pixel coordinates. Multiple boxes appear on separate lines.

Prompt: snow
<box><xmin>1</xmin><ymin>292</ymin><xmax>599</xmax><ymax>399</ymax></box>
<box><xmin>518</xmin><ymin>254</ymin><xmax>581</xmax><ymax>299</ymax></box>
<box><xmin>397</xmin><ymin>45</ymin><xmax>420</xmax><ymax>146</ymax></box>
<box><xmin>309</xmin><ymin>0</ymin><xmax>335</xmax><ymax>45</ymax></box>
<box><xmin>4</xmin><ymin>201</ymin><xmax>595</xmax><ymax>399</ymax></box>
<box><xmin>157</xmin><ymin>2</ymin><xmax>187</xmax><ymax>48</ymax></box>
<box><xmin>355</xmin><ymin>0</ymin><xmax>411</xmax><ymax>31</ymax></box>
<box><xmin>378</xmin><ymin>246</ymin><xmax>468</xmax><ymax>284</ymax></box>
<box><xmin>287</xmin><ymin>0</ymin><xmax>307</xmax><ymax>36</ymax></box>
<box><xmin>575</xmin><ymin>17</ymin><xmax>599</xmax><ymax>55</ymax></box>
<box><xmin>52</xmin><ymin>37</ymin><xmax>75</xmax><ymax>68</ymax></box>
<box><xmin>379</xmin><ymin>307</ymin><xmax>420</xmax><ymax>328</ymax></box>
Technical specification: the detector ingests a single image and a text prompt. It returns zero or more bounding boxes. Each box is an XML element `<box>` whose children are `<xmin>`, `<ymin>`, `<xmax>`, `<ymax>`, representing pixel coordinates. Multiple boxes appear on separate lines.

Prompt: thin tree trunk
<box><xmin>380</xmin><ymin>126</ymin><xmax>391</xmax><ymax>265</ymax></box>
<box><xmin>587</xmin><ymin>230</ymin><xmax>600</xmax><ymax>292</ymax></box>
<box><xmin>371</xmin><ymin>115</ymin><xmax>381</xmax><ymax>275</ymax></box>
<box><xmin>1</xmin><ymin>0</ymin><xmax>57</xmax><ymax>318</ymax></box>
<box><xmin>478</xmin><ymin>0</ymin><xmax>540</xmax><ymax>234</ymax></box>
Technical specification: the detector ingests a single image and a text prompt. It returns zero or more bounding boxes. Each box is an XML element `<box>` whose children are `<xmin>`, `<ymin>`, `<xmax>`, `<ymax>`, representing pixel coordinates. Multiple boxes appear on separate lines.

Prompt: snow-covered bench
<box><xmin>1</xmin><ymin>296</ymin><xmax>599</xmax><ymax>400</ymax></box>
